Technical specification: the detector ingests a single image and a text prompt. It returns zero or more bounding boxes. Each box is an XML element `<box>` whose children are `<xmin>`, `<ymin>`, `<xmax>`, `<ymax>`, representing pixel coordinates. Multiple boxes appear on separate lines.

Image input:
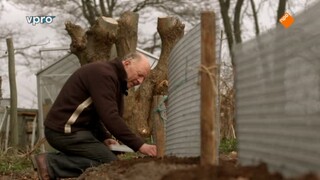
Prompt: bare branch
<box><xmin>132</xmin><ymin>0</ymin><xmax>161</xmax><ymax>12</ymax></box>
<box><xmin>106</xmin><ymin>0</ymin><xmax>117</xmax><ymax>17</ymax></box>
<box><xmin>250</xmin><ymin>0</ymin><xmax>260</xmax><ymax>35</ymax></box>
<box><xmin>15</xmin><ymin>40</ymin><xmax>50</xmax><ymax>51</ymax></box>
<box><xmin>218</xmin><ymin>0</ymin><xmax>234</xmax><ymax>64</ymax></box>
<box><xmin>233</xmin><ymin>0</ymin><xmax>244</xmax><ymax>44</ymax></box>
<box><xmin>100</xmin><ymin>0</ymin><xmax>108</xmax><ymax>16</ymax></box>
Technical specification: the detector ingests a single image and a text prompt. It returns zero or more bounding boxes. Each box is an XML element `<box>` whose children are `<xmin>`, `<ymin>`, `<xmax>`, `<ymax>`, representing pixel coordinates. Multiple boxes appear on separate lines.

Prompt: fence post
<box><xmin>200</xmin><ymin>11</ymin><xmax>218</xmax><ymax>165</ymax></box>
<box><xmin>152</xmin><ymin>95</ymin><xmax>166</xmax><ymax>158</ymax></box>
<box><xmin>6</xmin><ymin>38</ymin><xmax>19</xmax><ymax>151</ymax></box>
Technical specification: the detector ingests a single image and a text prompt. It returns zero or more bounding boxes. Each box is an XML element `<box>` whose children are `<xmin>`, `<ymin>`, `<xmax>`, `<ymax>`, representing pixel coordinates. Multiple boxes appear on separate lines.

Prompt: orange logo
<box><xmin>279</xmin><ymin>12</ymin><xmax>294</xmax><ymax>28</ymax></box>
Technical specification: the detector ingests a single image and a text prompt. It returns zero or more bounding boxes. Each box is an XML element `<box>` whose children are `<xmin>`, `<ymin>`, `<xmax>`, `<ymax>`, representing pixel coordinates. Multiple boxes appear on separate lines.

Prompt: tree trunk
<box><xmin>218</xmin><ymin>0</ymin><xmax>245</xmax><ymax>140</ymax></box>
<box><xmin>81</xmin><ymin>0</ymin><xmax>97</xmax><ymax>26</ymax></box>
<box><xmin>218</xmin><ymin>0</ymin><xmax>234</xmax><ymax>64</ymax></box>
<box><xmin>115</xmin><ymin>11</ymin><xmax>141</xmax><ymax>134</ymax></box>
<box><xmin>277</xmin><ymin>0</ymin><xmax>287</xmax><ymax>25</ymax></box>
<box><xmin>250</xmin><ymin>0</ymin><xmax>260</xmax><ymax>36</ymax></box>
<box><xmin>129</xmin><ymin>17</ymin><xmax>185</xmax><ymax>138</ymax></box>
<box><xmin>233</xmin><ymin>0</ymin><xmax>244</xmax><ymax>44</ymax></box>
<box><xmin>65</xmin><ymin>16</ymin><xmax>118</xmax><ymax>65</ymax></box>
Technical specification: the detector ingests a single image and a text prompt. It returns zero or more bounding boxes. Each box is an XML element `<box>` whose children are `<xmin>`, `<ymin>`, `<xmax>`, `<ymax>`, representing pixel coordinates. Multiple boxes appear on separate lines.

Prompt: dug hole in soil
<box><xmin>76</xmin><ymin>153</ymin><xmax>319</xmax><ymax>180</ymax></box>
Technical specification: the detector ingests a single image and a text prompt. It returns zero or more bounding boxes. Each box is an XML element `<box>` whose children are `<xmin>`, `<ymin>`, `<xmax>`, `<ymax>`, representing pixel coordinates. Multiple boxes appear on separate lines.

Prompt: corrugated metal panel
<box><xmin>166</xmin><ymin>24</ymin><xmax>201</xmax><ymax>157</ymax></box>
<box><xmin>166</xmin><ymin>15</ymin><xmax>221</xmax><ymax>157</ymax></box>
<box><xmin>234</xmin><ymin>2</ymin><xmax>320</xmax><ymax>177</ymax></box>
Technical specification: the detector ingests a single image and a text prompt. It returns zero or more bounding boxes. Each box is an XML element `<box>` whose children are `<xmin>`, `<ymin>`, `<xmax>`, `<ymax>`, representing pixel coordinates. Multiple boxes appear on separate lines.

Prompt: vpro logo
<box><xmin>26</xmin><ymin>16</ymin><xmax>56</xmax><ymax>26</ymax></box>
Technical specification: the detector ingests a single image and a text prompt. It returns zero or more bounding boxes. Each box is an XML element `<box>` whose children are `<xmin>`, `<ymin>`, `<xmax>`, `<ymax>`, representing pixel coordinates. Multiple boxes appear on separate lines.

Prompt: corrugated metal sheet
<box><xmin>166</xmin><ymin>15</ymin><xmax>221</xmax><ymax>157</ymax></box>
<box><xmin>234</xmin><ymin>2</ymin><xmax>320</xmax><ymax>177</ymax></box>
<box><xmin>166</xmin><ymin>24</ymin><xmax>201</xmax><ymax>157</ymax></box>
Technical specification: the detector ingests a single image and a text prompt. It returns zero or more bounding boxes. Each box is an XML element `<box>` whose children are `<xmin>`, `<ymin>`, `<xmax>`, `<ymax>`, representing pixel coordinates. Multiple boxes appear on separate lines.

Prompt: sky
<box><xmin>0</xmin><ymin>0</ymin><xmax>319</xmax><ymax>109</ymax></box>
<box><xmin>0</xmin><ymin>1</ymin><xmax>62</xmax><ymax>109</ymax></box>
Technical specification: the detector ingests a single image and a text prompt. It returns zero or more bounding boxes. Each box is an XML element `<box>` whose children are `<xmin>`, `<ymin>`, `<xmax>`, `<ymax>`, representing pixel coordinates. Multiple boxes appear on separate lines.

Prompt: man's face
<box><xmin>123</xmin><ymin>57</ymin><xmax>150</xmax><ymax>89</ymax></box>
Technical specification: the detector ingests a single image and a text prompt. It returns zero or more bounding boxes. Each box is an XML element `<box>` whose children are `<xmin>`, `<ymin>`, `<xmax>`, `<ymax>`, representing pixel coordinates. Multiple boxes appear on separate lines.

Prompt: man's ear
<box><xmin>123</xmin><ymin>60</ymin><xmax>131</xmax><ymax>66</ymax></box>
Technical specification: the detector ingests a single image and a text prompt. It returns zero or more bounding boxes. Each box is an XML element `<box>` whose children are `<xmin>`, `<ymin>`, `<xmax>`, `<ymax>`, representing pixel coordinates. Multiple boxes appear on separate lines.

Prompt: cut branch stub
<box><xmin>65</xmin><ymin>21</ymin><xmax>88</xmax><ymax>65</ymax></box>
<box><xmin>88</xmin><ymin>16</ymin><xmax>118</xmax><ymax>44</ymax></box>
<box><xmin>85</xmin><ymin>16</ymin><xmax>119</xmax><ymax>63</ymax></box>
<box><xmin>154</xmin><ymin>17</ymin><xmax>185</xmax><ymax>94</ymax></box>
<box><xmin>65</xmin><ymin>16</ymin><xmax>119</xmax><ymax>65</ymax></box>
<box><xmin>65</xmin><ymin>21</ymin><xmax>87</xmax><ymax>58</ymax></box>
<box><xmin>157</xmin><ymin>17</ymin><xmax>185</xmax><ymax>48</ymax></box>
<box><xmin>115</xmin><ymin>11</ymin><xmax>139</xmax><ymax>58</ymax></box>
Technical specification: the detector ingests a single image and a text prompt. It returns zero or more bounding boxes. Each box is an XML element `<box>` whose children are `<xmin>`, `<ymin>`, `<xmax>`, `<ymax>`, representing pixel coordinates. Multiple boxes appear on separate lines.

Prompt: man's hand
<box><xmin>103</xmin><ymin>138</ymin><xmax>119</xmax><ymax>147</ymax></box>
<box><xmin>139</xmin><ymin>143</ymin><xmax>157</xmax><ymax>156</ymax></box>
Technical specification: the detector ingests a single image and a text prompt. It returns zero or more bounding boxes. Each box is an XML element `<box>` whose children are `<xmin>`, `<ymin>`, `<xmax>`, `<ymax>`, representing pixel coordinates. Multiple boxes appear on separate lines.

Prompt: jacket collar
<box><xmin>109</xmin><ymin>58</ymin><xmax>128</xmax><ymax>96</ymax></box>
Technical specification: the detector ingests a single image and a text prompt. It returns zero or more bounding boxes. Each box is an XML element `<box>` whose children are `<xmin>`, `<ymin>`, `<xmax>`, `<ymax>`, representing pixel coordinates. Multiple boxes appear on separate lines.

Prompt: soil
<box><xmin>1</xmin><ymin>152</ymin><xmax>319</xmax><ymax>180</ymax></box>
<box><xmin>76</xmin><ymin>152</ymin><xmax>319</xmax><ymax>180</ymax></box>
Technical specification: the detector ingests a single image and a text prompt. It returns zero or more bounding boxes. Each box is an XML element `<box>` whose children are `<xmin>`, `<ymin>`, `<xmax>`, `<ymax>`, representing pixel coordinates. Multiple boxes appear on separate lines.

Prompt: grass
<box><xmin>219</xmin><ymin>138</ymin><xmax>237</xmax><ymax>153</ymax></box>
<box><xmin>0</xmin><ymin>150</ymin><xmax>33</xmax><ymax>175</ymax></box>
<box><xmin>118</xmin><ymin>152</ymin><xmax>140</xmax><ymax>160</ymax></box>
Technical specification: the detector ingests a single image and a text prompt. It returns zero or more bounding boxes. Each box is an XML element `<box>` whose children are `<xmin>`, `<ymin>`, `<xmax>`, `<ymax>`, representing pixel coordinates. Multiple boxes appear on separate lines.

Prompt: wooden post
<box><xmin>152</xmin><ymin>95</ymin><xmax>166</xmax><ymax>158</ymax></box>
<box><xmin>31</xmin><ymin>114</ymin><xmax>37</xmax><ymax>149</ymax></box>
<box><xmin>0</xmin><ymin>76</ymin><xmax>2</xmax><ymax>98</ymax></box>
<box><xmin>5</xmin><ymin>113</ymin><xmax>10</xmax><ymax>152</ymax></box>
<box><xmin>200</xmin><ymin>12</ymin><xmax>218</xmax><ymax>165</ymax></box>
<box><xmin>6</xmin><ymin>38</ymin><xmax>19</xmax><ymax>150</ymax></box>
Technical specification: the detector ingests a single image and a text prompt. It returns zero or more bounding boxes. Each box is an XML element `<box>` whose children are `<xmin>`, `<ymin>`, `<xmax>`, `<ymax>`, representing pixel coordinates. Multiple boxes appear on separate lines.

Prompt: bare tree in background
<box><xmin>10</xmin><ymin>0</ymin><xmax>218</xmax><ymax>54</ymax></box>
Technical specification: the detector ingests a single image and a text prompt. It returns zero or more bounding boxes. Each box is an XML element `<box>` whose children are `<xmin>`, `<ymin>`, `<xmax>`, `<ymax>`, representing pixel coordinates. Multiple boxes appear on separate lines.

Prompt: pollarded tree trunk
<box><xmin>65</xmin><ymin>16</ymin><xmax>119</xmax><ymax>65</ymax></box>
<box><xmin>112</xmin><ymin>12</ymin><xmax>141</xmax><ymax>135</ymax></box>
<box><xmin>129</xmin><ymin>17</ymin><xmax>185</xmax><ymax>138</ymax></box>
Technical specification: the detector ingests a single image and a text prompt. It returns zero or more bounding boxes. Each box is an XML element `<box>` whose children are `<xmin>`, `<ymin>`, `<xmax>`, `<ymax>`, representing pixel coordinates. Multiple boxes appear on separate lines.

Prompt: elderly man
<box><xmin>32</xmin><ymin>52</ymin><xmax>157</xmax><ymax>180</ymax></box>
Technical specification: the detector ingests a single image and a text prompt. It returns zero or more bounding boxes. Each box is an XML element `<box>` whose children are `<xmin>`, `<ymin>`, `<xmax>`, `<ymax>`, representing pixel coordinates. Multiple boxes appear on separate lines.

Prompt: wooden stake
<box><xmin>152</xmin><ymin>95</ymin><xmax>166</xmax><ymax>158</ymax></box>
<box><xmin>7</xmin><ymin>38</ymin><xmax>19</xmax><ymax>150</ymax></box>
<box><xmin>200</xmin><ymin>12</ymin><xmax>218</xmax><ymax>166</ymax></box>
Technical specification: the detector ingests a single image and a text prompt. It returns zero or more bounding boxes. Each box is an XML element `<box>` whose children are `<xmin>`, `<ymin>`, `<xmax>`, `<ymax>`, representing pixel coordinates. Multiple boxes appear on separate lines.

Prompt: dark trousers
<box><xmin>44</xmin><ymin>127</ymin><xmax>117</xmax><ymax>179</ymax></box>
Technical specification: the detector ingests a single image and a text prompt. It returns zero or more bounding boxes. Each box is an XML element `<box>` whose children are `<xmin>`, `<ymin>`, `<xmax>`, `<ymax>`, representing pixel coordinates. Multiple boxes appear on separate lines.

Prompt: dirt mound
<box><xmin>76</xmin><ymin>154</ymin><xmax>319</xmax><ymax>180</ymax></box>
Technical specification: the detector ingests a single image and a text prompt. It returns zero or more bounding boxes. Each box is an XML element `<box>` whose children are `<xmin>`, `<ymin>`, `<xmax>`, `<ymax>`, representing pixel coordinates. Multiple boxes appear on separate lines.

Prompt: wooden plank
<box><xmin>200</xmin><ymin>11</ymin><xmax>218</xmax><ymax>165</ymax></box>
